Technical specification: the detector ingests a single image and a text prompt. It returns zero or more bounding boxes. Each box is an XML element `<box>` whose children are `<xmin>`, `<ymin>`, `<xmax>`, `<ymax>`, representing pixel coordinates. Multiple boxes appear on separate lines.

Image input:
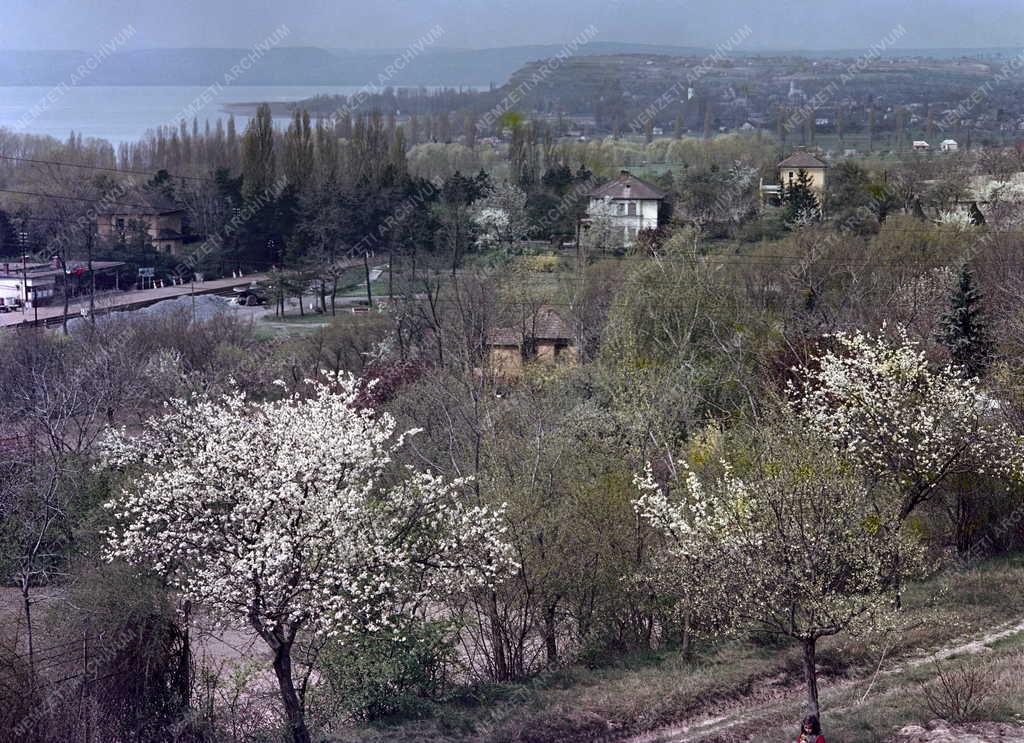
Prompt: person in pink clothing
<box><xmin>796</xmin><ymin>714</ymin><xmax>825</xmax><ymax>743</ymax></box>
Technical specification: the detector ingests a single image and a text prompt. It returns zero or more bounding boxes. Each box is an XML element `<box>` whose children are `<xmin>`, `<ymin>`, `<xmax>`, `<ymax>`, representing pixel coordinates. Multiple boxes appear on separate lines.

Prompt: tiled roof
<box><xmin>588</xmin><ymin>170</ymin><xmax>667</xmax><ymax>200</ymax></box>
<box><xmin>488</xmin><ymin>306</ymin><xmax>575</xmax><ymax>346</ymax></box>
<box><xmin>778</xmin><ymin>151</ymin><xmax>827</xmax><ymax>169</ymax></box>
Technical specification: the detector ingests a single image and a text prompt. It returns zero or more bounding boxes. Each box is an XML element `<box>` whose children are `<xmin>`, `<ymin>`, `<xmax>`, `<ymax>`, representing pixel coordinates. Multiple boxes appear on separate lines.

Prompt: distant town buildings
<box><xmin>586</xmin><ymin>170</ymin><xmax>666</xmax><ymax>247</ymax></box>
<box><xmin>941</xmin><ymin>139</ymin><xmax>959</xmax><ymax>152</ymax></box>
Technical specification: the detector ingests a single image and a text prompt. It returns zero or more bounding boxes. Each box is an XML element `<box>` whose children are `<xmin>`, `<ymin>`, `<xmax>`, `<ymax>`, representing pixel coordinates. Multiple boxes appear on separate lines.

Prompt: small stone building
<box><xmin>486</xmin><ymin>306</ymin><xmax>577</xmax><ymax>376</ymax></box>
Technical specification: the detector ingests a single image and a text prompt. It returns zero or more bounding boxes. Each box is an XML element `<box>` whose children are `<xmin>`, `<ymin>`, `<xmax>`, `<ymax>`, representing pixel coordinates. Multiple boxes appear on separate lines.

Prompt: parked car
<box><xmin>230</xmin><ymin>284</ymin><xmax>268</xmax><ymax>306</ymax></box>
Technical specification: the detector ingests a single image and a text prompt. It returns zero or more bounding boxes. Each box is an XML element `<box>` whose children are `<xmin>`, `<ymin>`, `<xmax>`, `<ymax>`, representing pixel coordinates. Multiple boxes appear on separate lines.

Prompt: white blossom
<box><xmin>102</xmin><ymin>373</ymin><xmax>515</xmax><ymax>642</ymax></box>
<box><xmin>788</xmin><ymin>327</ymin><xmax>1022</xmax><ymax>517</ymax></box>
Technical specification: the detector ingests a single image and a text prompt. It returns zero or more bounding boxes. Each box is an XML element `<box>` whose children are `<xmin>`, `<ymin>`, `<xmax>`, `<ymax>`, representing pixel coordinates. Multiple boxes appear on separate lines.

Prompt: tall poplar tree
<box><xmin>242</xmin><ymin>103</ymin><xmax>276</xmax><ymax>199</ymax></box>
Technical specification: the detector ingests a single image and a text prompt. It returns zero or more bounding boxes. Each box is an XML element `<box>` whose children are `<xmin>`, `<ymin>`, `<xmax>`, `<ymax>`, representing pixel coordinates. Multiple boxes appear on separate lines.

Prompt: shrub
<box><xmin>314</xmin><ymin>619</ymin><xmax>459</xmax><ymax>724</ymax></box>
<box><xmin>518</xmin><ymin>254</ymin><xmax>563</xmax><ymax>273</ymax></box>
<box><xmin>917</xmin><ymin>659</ymin><xmax>996</xmax><ymax>722</ymax></box>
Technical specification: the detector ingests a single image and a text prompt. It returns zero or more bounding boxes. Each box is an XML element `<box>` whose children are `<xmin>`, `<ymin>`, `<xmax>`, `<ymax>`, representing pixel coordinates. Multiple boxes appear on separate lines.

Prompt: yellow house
<box><xmin>486</xmin><ymin>306</ymin><xmax>577</xmax><ymax>377</ymax></box>
<box><xmin>778</xmin><ymin>151</ymin><xmax>828</xmax><ymax>193</ymax></box>
<box><xmin>96</xmin><ymin>191</ymin><xmax>186</xmax><ymax>255</ymax></box>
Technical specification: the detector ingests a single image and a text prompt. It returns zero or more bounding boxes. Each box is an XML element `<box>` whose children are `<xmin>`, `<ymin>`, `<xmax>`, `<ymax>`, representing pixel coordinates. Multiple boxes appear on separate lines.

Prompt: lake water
<box><xmin>0</xmin><ymin>85</ymin><xmax>384</xmax><ymax>145</ymax></box>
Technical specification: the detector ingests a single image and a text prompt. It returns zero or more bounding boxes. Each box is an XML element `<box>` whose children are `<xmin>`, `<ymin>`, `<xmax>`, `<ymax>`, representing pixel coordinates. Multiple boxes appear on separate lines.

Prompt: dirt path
<box><xmin>625</xmin><ymin>617</ymin><xmax>1024</xmax><ymax>743</ymax></box>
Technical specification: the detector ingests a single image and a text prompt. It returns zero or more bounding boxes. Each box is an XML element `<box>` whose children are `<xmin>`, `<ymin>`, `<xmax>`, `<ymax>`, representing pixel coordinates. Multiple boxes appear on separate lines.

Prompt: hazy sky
<box><xmin>3</xmin><ymin>0</ymin><xmax>1023</xmax><ymax>51</ymax></box>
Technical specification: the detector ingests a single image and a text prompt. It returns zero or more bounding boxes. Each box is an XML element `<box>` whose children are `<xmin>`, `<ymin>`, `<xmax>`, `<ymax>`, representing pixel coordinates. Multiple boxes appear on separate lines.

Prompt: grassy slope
<box><xmin>333</xmin><ymin>556</ymin><xmax>1024</xmax><ymax>743</ymax></box>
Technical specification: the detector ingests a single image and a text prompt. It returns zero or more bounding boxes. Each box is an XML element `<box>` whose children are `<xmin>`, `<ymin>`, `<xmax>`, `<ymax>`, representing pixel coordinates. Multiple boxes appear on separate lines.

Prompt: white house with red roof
<box><xmin>586</xmin><ymin>170</ymin><xmax>667</xmax><ymax>246</ymax></box>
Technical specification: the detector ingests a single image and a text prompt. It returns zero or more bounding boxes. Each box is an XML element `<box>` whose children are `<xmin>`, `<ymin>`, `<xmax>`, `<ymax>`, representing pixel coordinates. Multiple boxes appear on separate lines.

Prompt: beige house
<box><xmin>778</xmin><ymin>150</ymin><xmax>828</xmax><ymax>193</ymax></box>
<box><xmin>486</xmin><ymin>306</ymin><xmax>577</xmax><ymax>377</ymax></box>
<box><xmin>97</xmin><ymin>191</ymin><xmax>186</xmax><ymax>255</ymax></box>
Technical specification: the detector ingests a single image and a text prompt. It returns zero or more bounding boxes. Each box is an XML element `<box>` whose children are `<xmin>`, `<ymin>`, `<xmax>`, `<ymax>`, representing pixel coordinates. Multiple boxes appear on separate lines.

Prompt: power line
<box><xmin>0</xmin><ymin>155</ymin><xmax>216</xmax><ymax>184</ymax></box>
<box><xmin>0</xmin><ymin>188</ymin><xmax>181</xmax><ymax>212</ymax></box>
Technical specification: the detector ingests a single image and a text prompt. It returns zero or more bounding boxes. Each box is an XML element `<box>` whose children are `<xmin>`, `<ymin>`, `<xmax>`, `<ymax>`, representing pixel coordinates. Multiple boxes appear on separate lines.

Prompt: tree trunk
<box><xmin>21</xmin><ymin>581</ymin><xmax>35</xmax><ymax>689</ymax></box>
<box><xmin>176</xmin><ymin>600</ymin><xmax>192</xmax><ymax>706</ymax></box>
<box><xmin>680</xmin><ymin>609</ymin><xmax>692</xmax><ymax>661</ymax></box>
<box><xmin>272</xmin><ymin>642</ymin><xmax>310</xmax><ymax>743</ymax></box>
<box><xmin>487</xmin><ymin>591</ymin><xmax>509</xmax><ymax>681</ymax></box>
<box><xmin>802</xmin><ymin>638</ymin><xmax>820</xmax><ymax>719</ymax></box>
<box><xmin>388</xmin><ymin>252</ymin><xmax>393</xmax><ymax>300</ymax></box>
<box><xmin>544</xmin><ymin>598</ymin><xmax>559</xmax><ymax>666</ymax></box>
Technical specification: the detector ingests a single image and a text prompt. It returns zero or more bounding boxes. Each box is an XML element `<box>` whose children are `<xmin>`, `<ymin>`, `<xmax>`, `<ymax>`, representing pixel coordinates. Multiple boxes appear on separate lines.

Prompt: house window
<box><xmin>616</xmin><ymin>202</ymin><xmax>625</xmax><ymax>215</ymax></box>
<box><xmin>627</xmin><ymin>202</ymin><xmax>637</xmax><ymax>216</ymax></box>
<box><xmin>115</xmin><ymin>218</ymin><xmax>125</xmax><ymax>232</ymax></box>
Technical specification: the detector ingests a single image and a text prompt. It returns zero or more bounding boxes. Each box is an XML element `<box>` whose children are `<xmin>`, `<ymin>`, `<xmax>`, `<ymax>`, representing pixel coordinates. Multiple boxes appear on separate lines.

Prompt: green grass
<box><xmin>265</xmin><ymin>312</ymin><xmax>334</xmax><ymax>324</ymax></box>
<box><xmin>336</xmin><ymin>279</ymin><xmax>390</xmax><ymax>298</ymax></box>
<box><xmin>752</xmin><ymin>635</ymin><xmax>1024</xmax><ymax>743</ymax></box>
<box><xmin>329</xmin><ymin>556</ymin><xmax>1024</xmax><ymax>742</ymax></box>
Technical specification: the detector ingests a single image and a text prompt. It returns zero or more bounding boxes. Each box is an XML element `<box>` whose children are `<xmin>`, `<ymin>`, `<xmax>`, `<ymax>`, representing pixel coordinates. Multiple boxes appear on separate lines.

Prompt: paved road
<box><xmin>0</xmin><ymin>273</ymin><xmax>269</xmax><ymax>329</ymax></box>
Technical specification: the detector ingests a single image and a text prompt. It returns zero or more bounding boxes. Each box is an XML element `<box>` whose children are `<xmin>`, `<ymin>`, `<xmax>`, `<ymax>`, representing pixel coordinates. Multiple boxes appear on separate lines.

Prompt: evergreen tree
<box><xmin>969</xmin><ymin>200</ymin><xmax>986</xmax><ymax>226</ymax></box>
<box><xmin>939</xmin><ymin>264</ymin><xmax>993</xmax><ymax>379</ymax></box>
<box><xmin>782</xmin><ymin>169</ymin><xmax>820</xmax><ymax>224</ymax></box>
<box><xmin>0</xmin><ymin>209</ymin><xmax>19</xmax><ymax>255</ymax></box>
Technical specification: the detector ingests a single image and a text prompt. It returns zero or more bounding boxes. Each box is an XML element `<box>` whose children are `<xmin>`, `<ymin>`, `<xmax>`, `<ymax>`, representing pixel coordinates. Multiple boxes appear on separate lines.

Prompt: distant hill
<box><xmin>0</xmin><ymin>43</ymin><xmax>711</xmax><ymax>87</ymax></box>
<box><xmin>2</xmin><ymin>44</ymin><xmax>1021</xmax><ymax>88</ymax></box>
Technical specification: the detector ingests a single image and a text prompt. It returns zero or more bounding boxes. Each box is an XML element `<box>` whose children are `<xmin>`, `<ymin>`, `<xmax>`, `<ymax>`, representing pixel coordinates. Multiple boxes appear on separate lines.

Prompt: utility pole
<box><xmin>363</xmin><ymin>250</ymin><xmax>373</xmax><ymax>308</ymax></box>
<box><xmin>21</xmin><ymin>253</ymin><xmax>27</xmax><ymax>323</ymax></box>
<box><xmin>574</xmin><ymin>215</ymin><xmax>588</xmax><ymax>354</ymax></box>
<box><xmin>57</xmin><ymin>252</ymin><xmax>69</xmax><ymax>336</ymax></box>
<box><xmin>87</xmin><ymin>223</ymin><xmax>95</xmax><ymax>324</ymax></box>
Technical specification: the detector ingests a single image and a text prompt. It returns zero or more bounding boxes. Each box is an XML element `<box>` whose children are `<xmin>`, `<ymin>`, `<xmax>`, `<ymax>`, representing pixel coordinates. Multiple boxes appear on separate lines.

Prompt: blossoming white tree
<box><xmin>788</xmin><ymin>328</ymin><xmax>1021</xmax><ymax>520</ymax></box>
<box><xmin>635</xmin><ymin>429</ymin><xmax>926</xmax><ymax>719</ymax></box>
<box><xmin>472</xmin><ymin>181</ymin><xmax>530</xmax><ymax>255</ymax></box>
<box><xmin>102</xmin><ymin>375</ymin><xmax>513</xmax><ymax>743</ymax></box>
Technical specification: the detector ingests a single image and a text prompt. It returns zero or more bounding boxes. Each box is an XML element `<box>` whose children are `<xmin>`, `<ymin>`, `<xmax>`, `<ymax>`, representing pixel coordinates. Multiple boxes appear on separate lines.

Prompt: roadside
<box><xmin>0</xmin><ymin>273</ymin><xmax>269</xmax><ymax>329</ymax></box>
